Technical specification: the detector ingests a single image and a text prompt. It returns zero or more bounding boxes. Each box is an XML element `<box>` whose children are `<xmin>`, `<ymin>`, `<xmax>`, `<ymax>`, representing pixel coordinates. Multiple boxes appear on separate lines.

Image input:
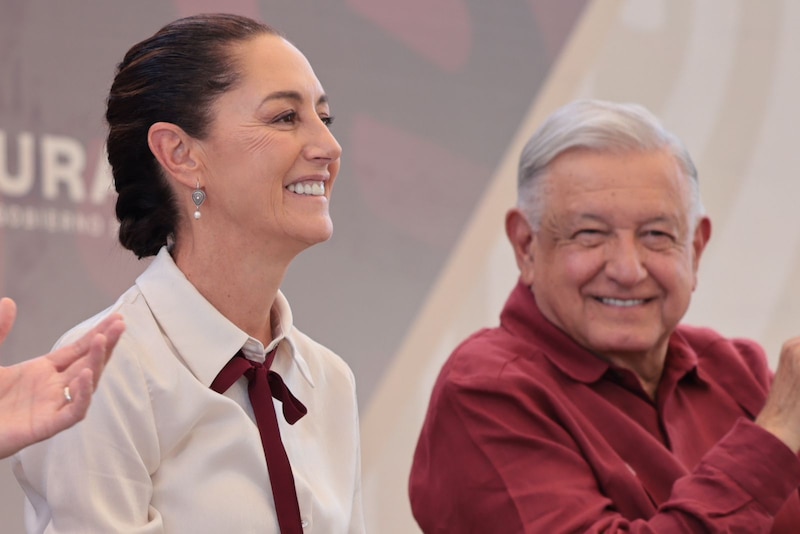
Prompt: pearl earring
<box><xmin>192</xmin><ymin>182</ymin><xmax>206</xmax><ymax>220</ymax></box>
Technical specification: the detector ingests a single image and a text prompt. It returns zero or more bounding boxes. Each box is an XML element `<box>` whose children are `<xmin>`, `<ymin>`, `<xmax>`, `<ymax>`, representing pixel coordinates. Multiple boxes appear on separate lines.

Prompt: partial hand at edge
<box><xmin>0</xmin><ymin>299</ymin><xmax>125</xmax><ymax>458</ymax></box>
<box><xmin>755</xmin><ymin>336</ymin><xmax>800</xmax><ymax>453</ymax></box>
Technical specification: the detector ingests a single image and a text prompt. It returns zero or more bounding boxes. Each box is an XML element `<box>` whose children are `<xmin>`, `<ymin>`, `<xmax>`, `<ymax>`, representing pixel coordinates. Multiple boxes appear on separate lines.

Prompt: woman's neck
<box><xmin>171</xmin><ymin>239</ymin><xmax>293</xmax><ymax>346</ymax></box>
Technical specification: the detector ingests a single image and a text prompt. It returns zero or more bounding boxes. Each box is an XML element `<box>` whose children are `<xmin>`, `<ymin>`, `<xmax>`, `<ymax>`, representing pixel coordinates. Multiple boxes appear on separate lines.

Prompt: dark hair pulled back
<box><xmin>106</xmin><ymin>13</ymin><xmax>279</xmax><ymax>258</ymax></box>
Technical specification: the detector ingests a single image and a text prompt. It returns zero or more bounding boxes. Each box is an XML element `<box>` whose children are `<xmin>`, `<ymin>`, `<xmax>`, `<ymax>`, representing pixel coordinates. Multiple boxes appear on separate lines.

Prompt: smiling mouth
<box><xmin>287</xmin><ymin>181</ymin><xmax>325</xmax><ymax>196</ymax></box>
<box><xmin>596</xmin><ymin>297</ymin><xmax>648</xmax><ymax>307</ymax></box>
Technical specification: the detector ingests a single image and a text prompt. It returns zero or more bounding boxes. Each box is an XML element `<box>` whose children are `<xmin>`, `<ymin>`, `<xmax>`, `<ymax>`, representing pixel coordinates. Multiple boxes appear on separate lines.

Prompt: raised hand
<box><xmin>0</xmin><ymin>298</ymin><xmax>125</xmax><ymax>458</ymax></box>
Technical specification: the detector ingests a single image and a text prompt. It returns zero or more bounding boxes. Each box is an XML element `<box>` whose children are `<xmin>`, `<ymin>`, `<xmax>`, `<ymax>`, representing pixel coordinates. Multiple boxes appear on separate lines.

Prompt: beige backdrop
<box><xmin>2</xmin><ymin>1</ymin><xmax>799</xmax><ymax>533</ymax></box>
<box><xmin>363</xmin><ymin>1</ymin><xmax>800</xmax><ymax>532</ymax></box>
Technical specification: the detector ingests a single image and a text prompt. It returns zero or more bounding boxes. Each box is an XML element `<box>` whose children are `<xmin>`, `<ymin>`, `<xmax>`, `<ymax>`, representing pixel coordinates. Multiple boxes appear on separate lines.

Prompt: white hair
<box><xmin>517</xmin><ymin>99</ymin><xmax>704</xmax><ymax>229</ymax></box>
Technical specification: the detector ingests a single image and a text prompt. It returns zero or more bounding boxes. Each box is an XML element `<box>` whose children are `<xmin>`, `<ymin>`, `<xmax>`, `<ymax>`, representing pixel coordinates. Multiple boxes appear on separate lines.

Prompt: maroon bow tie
<box><xmin>211</xmin><ymin>349</ymin><xmax>307</xmax><ymax>534</ymax></box>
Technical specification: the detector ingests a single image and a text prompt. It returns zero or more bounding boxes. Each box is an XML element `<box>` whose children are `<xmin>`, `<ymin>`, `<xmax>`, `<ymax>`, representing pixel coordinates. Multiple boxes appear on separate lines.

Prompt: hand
<box><xmin>755</xmin><ymin>336</ymin><xmax>800</xmax><ymax>452</ymax></box>
<box><xmin>0</xmin><ymin>298</ymin><xmax>125</xmax><ymax>458</ymax></box>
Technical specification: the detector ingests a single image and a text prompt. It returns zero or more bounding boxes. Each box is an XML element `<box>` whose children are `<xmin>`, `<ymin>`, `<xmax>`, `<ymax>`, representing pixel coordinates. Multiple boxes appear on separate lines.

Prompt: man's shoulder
<box><xmin>436</xmin><ymin>323</ymin><xmax>553</xmax><ymax>389</ymax></box>
<box><xmin>675</xmin><ymin>323</ymin><xmax>771</xmax><ymax>392</ymax></box>
<box><xmin>675</xmin><ymin>323</ymin><xmax>766</xmax><ymax>361</ymax></box>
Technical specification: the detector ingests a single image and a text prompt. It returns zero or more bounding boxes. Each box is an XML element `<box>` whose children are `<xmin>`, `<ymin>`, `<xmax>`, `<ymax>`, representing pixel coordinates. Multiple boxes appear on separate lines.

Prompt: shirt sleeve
<box><xmin>12</xmin><ymin>334</ymin><xmax>164</xmax><ymax>533</ymax></box>
<box><xmin>409</xmin><ymin>370</ymin><xmax>800</xmax><ymax>534</ymax></box>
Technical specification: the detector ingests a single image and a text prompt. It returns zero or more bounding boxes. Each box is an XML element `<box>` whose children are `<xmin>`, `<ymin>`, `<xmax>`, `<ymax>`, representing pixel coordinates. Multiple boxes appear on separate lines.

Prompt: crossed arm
<box><xmin>0</xmin><ymin>297</ymin><xmax>125</xmax><ymax>458</ymax></box>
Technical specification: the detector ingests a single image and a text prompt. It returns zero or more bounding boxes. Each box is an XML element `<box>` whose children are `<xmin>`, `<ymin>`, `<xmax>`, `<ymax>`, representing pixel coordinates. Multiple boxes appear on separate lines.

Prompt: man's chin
<box><xmin>585</xmin><ymin>337</ymin><xmax>666</xmax><ymax>363</ymax></box>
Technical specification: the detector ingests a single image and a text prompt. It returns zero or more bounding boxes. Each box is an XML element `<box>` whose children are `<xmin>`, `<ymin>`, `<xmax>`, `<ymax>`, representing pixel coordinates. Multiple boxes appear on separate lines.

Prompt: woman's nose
<box><xmin>305</xmin><ymin>117</ymin><xmax>342</xmax><ymax>162</ymax></box>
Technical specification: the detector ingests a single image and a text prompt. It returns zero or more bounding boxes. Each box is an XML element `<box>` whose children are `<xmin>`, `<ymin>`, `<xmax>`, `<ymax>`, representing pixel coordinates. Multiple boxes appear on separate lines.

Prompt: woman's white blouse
<box><xmin>14</xmin><ymin>247</ymin><xmax>365</xmax><ymax>533</ymax></box>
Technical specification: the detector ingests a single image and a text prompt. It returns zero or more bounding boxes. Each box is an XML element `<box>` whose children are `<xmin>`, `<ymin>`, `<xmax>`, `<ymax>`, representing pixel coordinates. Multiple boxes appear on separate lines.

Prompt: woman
<box><xmin>15</xmin><ymin>14</ymin><xmax>364</xmax><ymax>533</ymax></box>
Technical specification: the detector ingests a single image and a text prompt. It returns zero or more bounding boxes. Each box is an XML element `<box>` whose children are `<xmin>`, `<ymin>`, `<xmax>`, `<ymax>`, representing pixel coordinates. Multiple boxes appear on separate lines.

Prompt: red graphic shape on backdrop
<box><xmin>346</xmin><ymin>0</ymin><xmax>472</xmax><ymax>72</ymax></box>
<box><xmin>173</xmin><ymin>0</ymin><xmax>260</xmax><ymax>18</ymax></box>
<box><xmin>0</xmin><ymin>227</ymin><xmax>4</xmax><ymax>297</ymax></box>
<box><xmin>527</xmin><ymin>0</ymin><xmax>588</xmax><ymax>60</ymax></box>
<box><xmin>351</xmin><ymin>114</ymin><xmax>487</xmax><ymax>246</ymax></box>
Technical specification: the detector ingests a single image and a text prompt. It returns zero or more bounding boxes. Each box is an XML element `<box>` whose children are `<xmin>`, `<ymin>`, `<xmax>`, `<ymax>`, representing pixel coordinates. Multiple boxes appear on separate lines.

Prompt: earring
<box><xmin>192</xmin><ymin>181</ymin><xmax>206</xmax><ymax>220</ymax></box>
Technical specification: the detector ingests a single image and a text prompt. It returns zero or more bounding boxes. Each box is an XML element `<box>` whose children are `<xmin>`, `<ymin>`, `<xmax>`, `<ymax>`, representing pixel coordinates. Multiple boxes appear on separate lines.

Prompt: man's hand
<box><xmin>756</xmin><ymin>337</ymin><xmax>800</xmax><ymax>452</ymax></box>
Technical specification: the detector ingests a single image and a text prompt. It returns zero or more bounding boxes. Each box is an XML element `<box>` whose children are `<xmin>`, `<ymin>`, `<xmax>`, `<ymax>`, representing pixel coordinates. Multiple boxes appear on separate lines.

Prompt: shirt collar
<box><xmin>664</xmin><ymin>330</ymin><xmax>703</xmax><ymax>381</ymax></box>
<box><xmin>501</xmin><ymin>280</ymin><xmax>700</xmax><ymax>386</ymax></box>
<box><xmin>135</xmin><ymin>247</ymin><xmax>314</xmax><ymax>388</ymax></box>
<box><xmin>500</xmin><ymin>281</ymin><xmax>609</xmax><ymax>383</ymax></box>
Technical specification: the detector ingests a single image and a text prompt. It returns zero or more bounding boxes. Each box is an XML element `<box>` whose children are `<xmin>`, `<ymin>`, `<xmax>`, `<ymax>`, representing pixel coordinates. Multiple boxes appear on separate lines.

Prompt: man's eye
<box><xmin>574</xmin><ymin>229</ymin><xmax>603</xmax><ymax>238</ymax></box>
<box><xmin>642</xmin><ymin>230</ymin><xmax>675</xmax><ymax>249</ymax></box>
<box><xmin>644</xmin><ymin>230</ymin><xmax>673</xmax><ymax>239</ymax></box>
<box><xmin>573</xmin><ymin>229</ymin><xmax>605</xmax><ymax>245</ymax></box>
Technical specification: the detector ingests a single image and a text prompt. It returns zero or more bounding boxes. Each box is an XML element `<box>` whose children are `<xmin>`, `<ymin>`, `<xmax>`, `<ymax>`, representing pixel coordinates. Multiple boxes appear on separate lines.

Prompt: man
<box><xmin>0</xmin><ymin>297</ymin><xmax>124</xmax><ymax>458</ymax></box>
<box><xmin>409</xmin><ymin>100</ymin><xmax>800</xmax><ymax>532</ymax></box>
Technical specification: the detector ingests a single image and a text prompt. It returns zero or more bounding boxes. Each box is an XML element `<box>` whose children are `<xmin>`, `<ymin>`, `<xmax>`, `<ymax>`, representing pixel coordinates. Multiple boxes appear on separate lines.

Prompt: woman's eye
<box><xmin>274</xmin><ymin>111</ymin><xmax>297</xmax><ymax>124</ymax></box>
<box><xmin>320</xmin><ymin>115</ymin><xmax>335</xmax><ymax>127</ymax></box>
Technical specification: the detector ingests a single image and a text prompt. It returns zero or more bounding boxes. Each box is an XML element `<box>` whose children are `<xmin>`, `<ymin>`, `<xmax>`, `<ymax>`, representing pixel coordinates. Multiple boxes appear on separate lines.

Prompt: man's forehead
<box><xmin>555</xmin><ymin>209</ymin><xmax>686</xmax><ymax>226</ymax></box>
<box><xmin>542</xmin><ymin>149</ymin><xmax>690</xmax><ymax>194</ymax></box>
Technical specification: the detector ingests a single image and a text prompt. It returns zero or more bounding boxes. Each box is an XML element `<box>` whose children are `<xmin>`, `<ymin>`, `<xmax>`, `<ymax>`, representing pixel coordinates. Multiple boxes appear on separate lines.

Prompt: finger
<box><xmin>83</xmin><ymin>333</ymin><xmax>108</xmax><ymax>392</ymax></box>
<box><xmin>55</xmin><ymin>332</ymin><xmax>107</xmax><ymax>390</ymax></box>
<box><xmin>90</xmin><ymin>319</ymin><xmax>124</xmax><ymax>390</ymax></box>
<box><xmin>48</xmin><ymin>369</ymin><xmax>94</xmax><ymax>436</ymax></box>
<box><xmin>78</xmin><ymin>320</ymin><xmax>125</xmax><ymax>391</ymax></box>
<box><xmin>0</xmin><ymin>297</ymin><xmax>17</xmax><ymax>347</ymax></box>
<box><xmin>46</xmin><ymin>337</ymin><xmax>94</xmax><ymax>372</ymax></box>
<box><xmin>47</xmin><ymin>314</ymin><xmax>124</xmax><ymax>370</ymax></box>
<box><xmin>101</xmin><ymin>319</ymin><xmax>125</xmax><ymax>365</ymax></box>
<box><xmin>94</xmin><ymin>313</ymin><xmax>125</xmax><ymax>338</ymax></box>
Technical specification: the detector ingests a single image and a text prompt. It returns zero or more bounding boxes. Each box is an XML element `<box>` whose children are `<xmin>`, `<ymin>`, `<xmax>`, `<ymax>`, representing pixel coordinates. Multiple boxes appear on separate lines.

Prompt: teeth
<box><xmin>287</xmin><ymin>182</ymin><xmax>325</xmax><ymax>196</ymax></box>
<box><xmin>600</xmin><ymin>298</ymin><xmax>645</xmax><ymax>307</ymax></box>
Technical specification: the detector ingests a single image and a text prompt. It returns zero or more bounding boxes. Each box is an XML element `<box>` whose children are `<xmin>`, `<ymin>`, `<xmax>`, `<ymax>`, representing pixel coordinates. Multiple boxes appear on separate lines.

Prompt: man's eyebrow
<box><xmin>570</xmin><ymin>213</ymin><xmax>678</xmax><ymax>224</ymax></box>
<box><xmin>566</xmin><ymin>213</ymin><xmax>606</xmax><ymax>225</ymax></box>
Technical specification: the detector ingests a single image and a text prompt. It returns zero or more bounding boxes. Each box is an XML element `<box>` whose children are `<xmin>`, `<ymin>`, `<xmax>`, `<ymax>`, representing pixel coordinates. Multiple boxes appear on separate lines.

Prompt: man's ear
<box><xmin>691</xmin><ymin>216</ymin><xmax>712</xmax><ymax>290</ymax></box>
<box><xmin>147</xmin><ymin>122</ymin><xmax>200</xmax><ymax>189</ymax></box>
<box><xmin>505</xmin><ymin>208</ymin><xmax>536</xmax><ymax>285</ymax></box>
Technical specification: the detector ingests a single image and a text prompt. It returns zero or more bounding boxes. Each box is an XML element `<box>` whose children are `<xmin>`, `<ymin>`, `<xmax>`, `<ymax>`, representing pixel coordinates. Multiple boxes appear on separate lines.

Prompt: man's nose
<box><xmin>604</xmin><ymin>234</ymin><xmax>647</xmax><ymax>285</ymax></box>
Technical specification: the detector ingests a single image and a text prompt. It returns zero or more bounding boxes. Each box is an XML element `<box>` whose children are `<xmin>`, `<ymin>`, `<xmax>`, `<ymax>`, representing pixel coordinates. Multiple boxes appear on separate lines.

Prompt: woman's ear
<box><xmin>147</xmin><ymin>122</ymin><xmax>200</xmax><ymax>189</ymax></box>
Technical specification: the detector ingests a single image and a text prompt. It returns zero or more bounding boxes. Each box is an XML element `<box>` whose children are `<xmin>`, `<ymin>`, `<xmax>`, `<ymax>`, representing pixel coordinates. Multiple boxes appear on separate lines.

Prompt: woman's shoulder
<box><xmin>55</xmin><ymin>285</ymin><xmax>172</xmax><ymax>384</ymax></box>
<box><xmin>54</xmin><ymin>284</ymin><xmax>143</xmax><ymax>347</ymax></box>
<box><xmin>287</xmin><ymin>326</ymin><xmax>356</xmax><ymax>385</ymax></box>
